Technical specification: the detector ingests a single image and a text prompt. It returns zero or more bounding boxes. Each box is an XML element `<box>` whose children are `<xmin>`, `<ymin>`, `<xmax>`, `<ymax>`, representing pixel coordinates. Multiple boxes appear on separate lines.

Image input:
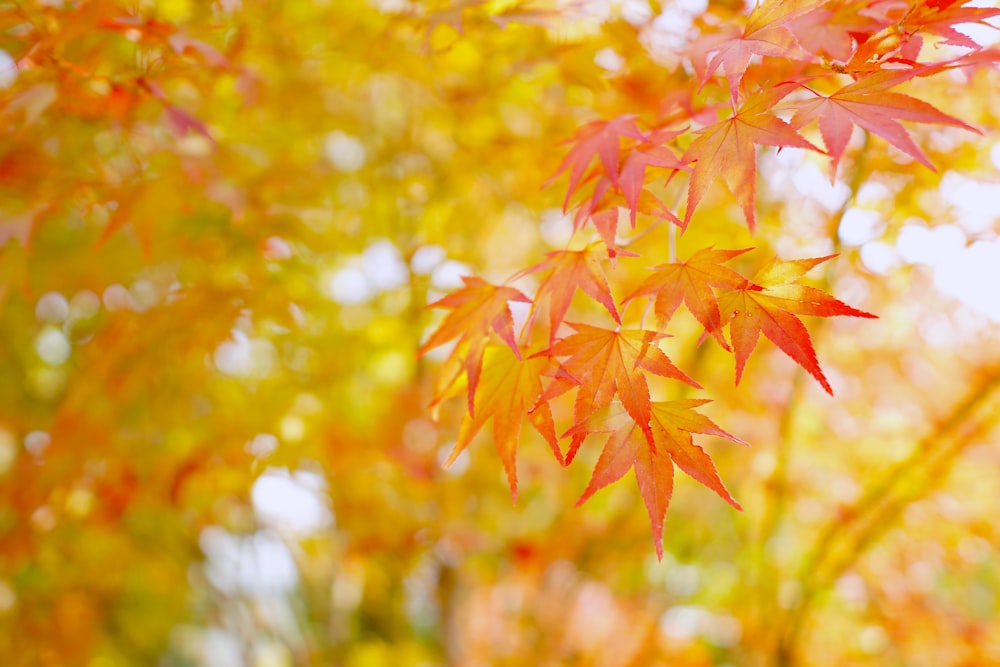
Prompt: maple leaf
<box><xmin>563</xmin><ymin>123</ymin><xmax>687</xmax><ymax>252</ymax></box>
<box><xmin>787</xmin><ymin>4</ymin><xmax>883</xmax><ymax>63</ymax></box>
<box><xmin>538</xmin><ymin>323</ymin><xmax>700</xmax><ymax>463</ymax></box>
<box><xmin>567</xmin><ymin>400</ymin><xmax>743</xmax><ymax>558</ymax></box>
<box><xmin>902</xmin><ymin>0</ymin><xmax>1000</xmax><ymax>49</ymax></box>
<box><xmin>443</xmin><ymin>344</ymin><xmax>561</xmax><ymax>500</ymax></box>
<box><xmin>942</xmin><ymin>47</ymin><xmax>1000</xmax><ymax>77</ymax></box>
<box><xmin>788</xmin><ymin>69</ymin><xmax>979</xmax><ymax>177</ymax></box>
<box><xmin>620</xmin><ymin>140</ymin><xmax>687</xmax><ymax>227</ymax></box>
<box><xmin>546</xmin><ymin>115</ymin><xmax>648</xmax><ymax>211</ymax></box>
<box><xmin>717</xmin><ymin>255</ymin><xmax>876</xmax><ymax>394</ymax></box>
<box><xmin>650</xmin><ymin>399</ymin><xmax>746</xmax><ymax>508</ymax></box>
<box><xmin>571</xmin><ymin>174</ymin><xmax>680</xmax><ymax>255</ymax></box>
<box><xmin>682</xmin><ymin>90</ymin><xmax>820</xmax><ymax>231</ymax></box>
<box><xmin>419</xmin><ymin>276</ymin><xmax>531</xmax><ymax>412</ymax></box>
<box><xmin>516</xmin><ymin>243</ymin><xmax>622</xmax><ymax>341</ymax></box>
<box><xmin>693</xmin><ymin>0</ymin><xmax>818</xmax><ymax>104</ymax></box>
<box><xmin>624</xmin><ymin>247</ymin><xmax>752</xmax><ymax>350</ymax></box>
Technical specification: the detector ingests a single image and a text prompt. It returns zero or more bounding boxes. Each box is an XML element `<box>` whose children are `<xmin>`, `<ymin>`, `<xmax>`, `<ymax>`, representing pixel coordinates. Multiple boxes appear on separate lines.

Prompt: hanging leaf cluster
<box><xmin>419</xmin><ymin>0</ymin><xmax>999</xmax><ymax>555</ymax></box>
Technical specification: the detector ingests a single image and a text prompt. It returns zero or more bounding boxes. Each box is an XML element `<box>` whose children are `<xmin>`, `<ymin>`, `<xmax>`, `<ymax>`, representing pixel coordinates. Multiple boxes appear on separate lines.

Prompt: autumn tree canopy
<box><xmin>3</xmin><ymin>1</ymin><xmax>1000</xmax><ymax>666</ymax></box>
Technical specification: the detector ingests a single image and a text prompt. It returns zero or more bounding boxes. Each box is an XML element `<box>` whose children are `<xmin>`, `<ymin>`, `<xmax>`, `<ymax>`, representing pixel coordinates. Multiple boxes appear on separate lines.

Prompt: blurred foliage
<box><xmin>1</xmin><ymin>1</ymin><xmax>1000</xmax><ymax>666</ymax></box>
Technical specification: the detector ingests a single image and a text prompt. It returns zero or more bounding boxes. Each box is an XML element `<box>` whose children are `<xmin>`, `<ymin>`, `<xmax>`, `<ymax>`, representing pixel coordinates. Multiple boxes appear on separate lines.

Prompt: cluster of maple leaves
<box><xmin>419</xmin><ymin>0</ymin><xmax>1000</xmax><ymax>556</ymax></box>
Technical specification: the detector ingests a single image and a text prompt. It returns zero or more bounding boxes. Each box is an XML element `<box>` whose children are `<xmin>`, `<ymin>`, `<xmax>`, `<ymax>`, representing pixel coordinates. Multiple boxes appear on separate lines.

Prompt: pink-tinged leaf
<box><xmin>590</xmin><ymin>209</ymin><xmax>621</xmax><ymax>254</ymax></box>
<box><xmin>572</xmin><ymin>174</ymin><xmax>680</xmax><ymax>255</ymax></box>
<box><xmin>620</xmin><ymin>143</ymin><xmax>687</xmax><ymax>227</ymax></box>
<box><xmin>787</xmin><ymin>5</ymin><xmax>881</xmax><ymax>63</ymax></box>
<box><xmin>165</xmin><ymin>105</ymin><xmax>213</xmax><ymax>141</ymax></box>
<box><xmin>903</xmin><ymin>2</ymin><xmax>1000</xmax><ymax>49</ymax></box>
<box><xmin>790</xmin><ymin>70</ymin><xmax>979</xmax><ymax>176</ymax></box>
<box><xmin>940</xmin><ymin>47</ymin><xmax>1000</xmax><ymax>79</ymax></box>
<box><xmin>546</xmin><ymin>115</ymin><xmax>648</xmax><ymax>210</ymax></box>
<box><xmin>693</xmin><ymin>0</ymin><xmax>817</xmax><ymax>103</ymax></box>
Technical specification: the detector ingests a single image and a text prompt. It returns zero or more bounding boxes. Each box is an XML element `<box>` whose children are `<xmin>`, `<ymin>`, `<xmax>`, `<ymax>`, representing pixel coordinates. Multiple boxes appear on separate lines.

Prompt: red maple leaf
<box><xmin>572</xmin><ymin>174</ymin><xmax>680</xmax><ymax>255</ymax></box>
<box><xmin>546</xmin><ymin>115</ymin><xmax>648</xmax><ymax>210</ymax></box>
<box><xmin>624</xmin><ymin>247</ymin><xmax>752</xmax><ymax>350</ymax></box>
<box><xmin>620</xmin><ymin>130</ymin><xmax>687</xmax><ymax>227</ymax></box>
<box><xmin>682</xmin><ymin>90</ymin><xmax>820</xmax><ymax>231</ymax></box>
<box><xmin>718</xmin><ymin>255</ymin><xmax>876</xmax><ymax>394</ymax></box>
<box><xmin>567</xmin><ymin>400</ymin><xmax>744</xmax><ymax>558</ymax></box>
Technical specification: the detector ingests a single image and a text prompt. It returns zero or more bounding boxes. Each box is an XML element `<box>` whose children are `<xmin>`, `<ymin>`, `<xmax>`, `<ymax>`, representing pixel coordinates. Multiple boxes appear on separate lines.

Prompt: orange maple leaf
<box><xmin>624</xmin><ymin>246</ymin><xmax>752</xmax><ymax>350</ymax></box>
<box><xmin>682</xmin><ymin>90</ymin><xmax>820</xmax><ymax>232</ymax></box>
<box><xmin>419</xmin><ymin>276</ymin><xmax>531</xmax><ymax>412</ymax></box>
<box><xmin>718</xmin><ymin>255</ymin><xmax>876</xmax><ymax>394</ymax></box>
<box><xmin>539</xmin><ymin>323</ymin><xmax>699</xmax><ymax>463</ymax></box>
<box><xmin>567</xmin><ymin>400</ymin><xmax>743</xmax><ymax>558</ymax></box>
<box><xmin>443</xmin><ymin>344</ymin><xmax>561</xmax><ymax>500</ymax></box>
<box><xmin>517</xmin><ymin>243</ymin><xmax>622</xmax><ymax>341</ymax></box>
